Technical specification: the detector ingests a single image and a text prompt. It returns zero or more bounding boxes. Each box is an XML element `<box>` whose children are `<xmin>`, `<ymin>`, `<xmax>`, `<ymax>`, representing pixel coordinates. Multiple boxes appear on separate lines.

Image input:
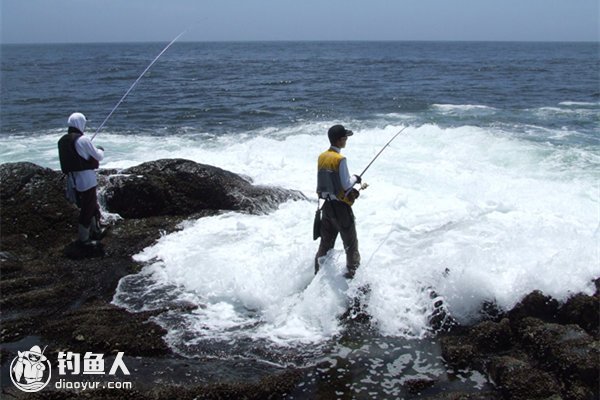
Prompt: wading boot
<box><xmin>89</xmin><ymin>217</ymin><xmax>109</xmax><ymax>241</ymax></box>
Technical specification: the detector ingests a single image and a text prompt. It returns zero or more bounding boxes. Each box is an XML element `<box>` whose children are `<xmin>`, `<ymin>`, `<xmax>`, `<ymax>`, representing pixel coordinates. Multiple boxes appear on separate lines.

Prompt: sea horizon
<box><xmin>2</xmin><ymin>38</ymin><xmax>599</xmax><ymax>46</ymax></box>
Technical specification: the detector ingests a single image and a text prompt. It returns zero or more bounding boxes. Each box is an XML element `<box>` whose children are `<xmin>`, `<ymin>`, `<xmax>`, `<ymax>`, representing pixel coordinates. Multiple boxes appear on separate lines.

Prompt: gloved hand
<box><xmin>96</xmin><ymin>146</ymin><xmax>105</xmax><ymax>151</ymax></box>
<box><xmin>353</xmin><ymin>174</ymin><xmax>362</xmax><ymax>184</ymax></box>
<box><xmin>347</xmin><ymin>188</ymin><xmax>360</xmax><ymax>202</ymax></box>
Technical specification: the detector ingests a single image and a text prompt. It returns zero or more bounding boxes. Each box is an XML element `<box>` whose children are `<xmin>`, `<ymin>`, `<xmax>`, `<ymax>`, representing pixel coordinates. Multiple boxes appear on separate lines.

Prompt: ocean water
<box><xmin>2</xmin><ymin>41</ymin><xmax>599</xmax><ymax>394</ymax></box>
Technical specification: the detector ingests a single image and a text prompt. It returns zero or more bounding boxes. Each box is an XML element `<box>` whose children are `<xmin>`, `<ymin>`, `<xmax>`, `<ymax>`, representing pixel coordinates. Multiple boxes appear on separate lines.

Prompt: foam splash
<box><xmin>109</xmin><ymin>122</ymin><xmax>598</xmax><ymax>355</ymax></box>
<box><xmin>1</xmin><ymin>121</ymin><xmax>597</xmax><ymax>351</ymax></box>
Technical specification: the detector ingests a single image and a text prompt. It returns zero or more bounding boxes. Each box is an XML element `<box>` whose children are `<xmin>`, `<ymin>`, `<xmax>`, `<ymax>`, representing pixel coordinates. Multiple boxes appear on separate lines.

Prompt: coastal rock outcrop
<box><xmin>101</xmin><ymin>158</ymin><xmax>306</xmax><ymax>218</ymax></box>
<box><xmin>1</xmin><ymin>159</ymin><xmax>306</xmax><ymax>260</ymax></box>
<box><xmin>1</xmin><ymin>160</ymin><xmax>306</xmax><ymax>399</ymax></box>
<box><xmin>0</xmin><ymin>162</ymin><xmax>78</xmax><ymax>256</ymax></box>
<box><xmin>440</xmin><ymin>289</ymin><xmax>600</xmax><ymax>400</ymax></box>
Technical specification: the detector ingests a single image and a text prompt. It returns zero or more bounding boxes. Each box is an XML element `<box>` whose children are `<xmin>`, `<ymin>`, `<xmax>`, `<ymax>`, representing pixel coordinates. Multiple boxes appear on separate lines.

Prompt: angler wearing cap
<box><xmin>315</xmin><ymin>124</ymin><xmax>362</xmax><ymax>279</ymax></box>
<box><xmin>58</xmin><ymin>112</ymin><xmax>106</xmax><ymax>247</ymax></box>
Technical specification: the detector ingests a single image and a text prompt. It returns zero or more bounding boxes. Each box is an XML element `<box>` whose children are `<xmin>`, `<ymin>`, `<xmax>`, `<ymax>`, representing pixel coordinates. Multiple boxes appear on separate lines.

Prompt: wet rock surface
<box><xmin>440</xmin><ymin>290</ymin><xmax>600</xmax><ymax>400</ymax></box>
<box><xmin>0</xmin><ymin>160</ymin><xmax>304</xmax><ymax>399</ymax></box>
<box><xmin>101</xmin><ymin>158</ymin><xmax>306</xmax><ymax>218</ymax></box>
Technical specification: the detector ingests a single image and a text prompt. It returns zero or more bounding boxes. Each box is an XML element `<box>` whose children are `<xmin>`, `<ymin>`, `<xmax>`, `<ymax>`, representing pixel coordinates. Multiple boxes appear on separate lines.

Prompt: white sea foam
<box><xmin>533</xmin><ymin>106</ymin><xmax>599</xmax><ymax>118</ymax></box>
<box><xmin>559</xmin><ymin>101</ymin><xmax>600</xmax><ymax>107</ymax></box>
<box><xmin>431</xmin><ymin>104</ymin><xmax>497</xmax><ymax>113</ymax></box>
<box><xmin>117</xmin><ymin>123</ymin><xmax>598</xmax><ymax>349</ymax></box>
<box><xmin>2</xmin><ymin>122</ymin><xmax>598</xmax><ymax>349</ymax></box>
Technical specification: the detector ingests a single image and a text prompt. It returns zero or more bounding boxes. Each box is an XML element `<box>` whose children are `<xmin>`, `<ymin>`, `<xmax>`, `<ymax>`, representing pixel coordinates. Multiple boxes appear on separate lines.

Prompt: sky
<box><xmin>1</xmin><ymin>0</ymin><xmax>599</xmax><ymax>44</ymax></box>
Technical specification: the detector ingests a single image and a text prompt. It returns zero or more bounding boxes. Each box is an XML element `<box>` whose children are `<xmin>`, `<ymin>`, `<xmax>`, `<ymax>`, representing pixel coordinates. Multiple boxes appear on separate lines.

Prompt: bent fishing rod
<box><xmin>91</xmin><ymin>30</ymin><xmax>187</xmax><ymax>141</ymax></box>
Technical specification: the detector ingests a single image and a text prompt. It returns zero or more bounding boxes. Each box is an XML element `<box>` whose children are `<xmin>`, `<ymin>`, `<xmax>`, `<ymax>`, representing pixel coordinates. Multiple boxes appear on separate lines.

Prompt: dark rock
<box><xmin>152</xmin><ymin>369</ymin><xmax>302</xmax><ymax>400</ymax></box>
<box><xmin>0</xmin><ymin>162</ymin><xmax>78</xmax><ymax>256</ymax></box>
<box><xmin>470</xmin><ymin>318</ymin><xmax>512</xmax><ymax>353</ymax></box>
<box><xmin>558</xmin><ymin>292</ymin><xmax>599</xmax><ymax>335</ymax></box>
<box><xmin>340</xmin><ymin>284</ymin><xmax>372</xmax><ymax>323</ymax></box>
<box><xmin>439</xmin><ymin>289</ymin><xmax>600</xmax><ymax>400</ymax></box>
<box><xmin>507</xmin><ymin>290</ymin><xmax>559</xmax><ymax>328</ymax></box>
<box><xmin>479</xmin><ymin>300</ymin><xmax>505</xmax><ymax>322</ymax></box>
<box><xmin>0</xmin><ymin>275</ymin><xmax>47</xmax><ymax>296</ymax></box>
<box><xmin>0</xmin><ymin>161</ymin><xmax>58</xmax><ymax>200</ymax></box>
<box><xmin>164</xmin><ymin>300</ymin><xmax>201</xmax><ymax>313</ymax></box>
<box><xmin>440</xmin><ymin>335</ymin><xmax>476</xmax><ymax>368</ymax></box>
<box><xmin>103</xmin><ymin>173</ymin><xmax>168</xmax><ymax>218</ymax></box>
<box><xmin>421</xmin><ymin>392</ymin><xmax>502</xmax><ymax>400</ymax></box>
<box><xmin>339</xmin><ymin>285</ymin><xmax>377</xmax><ymax>342</ymax></box>
<box><xmin>488</xmin><ymin>356</ymin><xmax>562</xmax><ymax>399</ymax></box>
<box><xmin>404</xmin><ymin>377</ymin><xmax>436</xmax><ymax>394</ymax></box>
<box><xmin>0</xmin><ymin>347</ymin><xmax>10</xmax><ymax>365</ymax></box>
<box><xmin>516</xmin><ymin>317</ymin><xmax>599</xmax><ymax>388</ymax></box>
<box><xmin>1</xmin><ymin>280</ymin><xmax>72</xmax><ymax>311</ymax></box>
<box><xmin>63</xmin><ymin>240</ymin><xmax>105</xmax><ymax>259</ymax></box>
<box><xmin>0</xmin><ymin>251</ymin><xmax>23</xmax><ymax>273</ymax></box>
<box><xmin>564</xmin><ymin>381</ymin><xmax>596</xmax><ymax>400</ymax></box>
<box><xmin>102</xmin><ymin>158</ymin><xmax>306</xmax><ymax>218</ymax></box>
<box><xmin>429</xmin><ymin>290</ymin><xmax>458</xmax><ymax>333</ymax></box>
<box><xmin>40</xmin><ymin>303</ymin><xmax>170</xmax><ymax>357</ymax></box>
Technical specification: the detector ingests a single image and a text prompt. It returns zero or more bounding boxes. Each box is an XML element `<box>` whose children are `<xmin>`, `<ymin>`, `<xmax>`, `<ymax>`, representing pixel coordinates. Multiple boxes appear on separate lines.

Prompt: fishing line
<box><xmin>358</xmin><ymin>126</ymin><xmax>412</xmax><ymax>270</ymax></box>
<box><xmin>363</xmin><ymin>225</ymin><xmax>397</xmax><ymax>270</ymax></box>
<box><xmin>91</xmin><ymin>29</ymin><xmax>187</xmax><ymax>140</ymax></box>
<box><xmin>361</xmin><ymin>201</ymin><xmax>413</xmax><ymax>271</ymax></box>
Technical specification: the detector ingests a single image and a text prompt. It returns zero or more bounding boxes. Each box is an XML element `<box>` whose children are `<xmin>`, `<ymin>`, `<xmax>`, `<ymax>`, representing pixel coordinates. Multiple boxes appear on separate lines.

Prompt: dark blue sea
<box><xmin>2</xmin><ymin>41</ymin><xmax>599</xmax><ymax>141</ymax></box>
<box><xmin>1</xmin><ymin>41</ymin><xmax>599</xmax><ymax>398</ymax></box>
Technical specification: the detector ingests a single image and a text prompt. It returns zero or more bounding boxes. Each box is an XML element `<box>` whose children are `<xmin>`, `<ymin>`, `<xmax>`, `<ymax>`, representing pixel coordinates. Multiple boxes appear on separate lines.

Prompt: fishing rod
<box><xmin>91</xmin><ymin>30</ymin><xmax>187</xmax><ymax>140</ymax></box>
<box><xmin>343</xmin><ymin>126</ymin><xmax>409</xmax><ymax>204</ymax></box>
<box><xmin>358</xmin><ymin>125</ymin><xmax>408</xmax><ymax>178</ymax></box>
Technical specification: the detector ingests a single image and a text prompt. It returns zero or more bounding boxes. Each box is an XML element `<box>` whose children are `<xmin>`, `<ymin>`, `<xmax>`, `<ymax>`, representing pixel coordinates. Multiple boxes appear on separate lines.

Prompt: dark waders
<box><xmin>314</xmin><ymin>200</ymin><xmax>361</xmax><ymax>278</ymax></box>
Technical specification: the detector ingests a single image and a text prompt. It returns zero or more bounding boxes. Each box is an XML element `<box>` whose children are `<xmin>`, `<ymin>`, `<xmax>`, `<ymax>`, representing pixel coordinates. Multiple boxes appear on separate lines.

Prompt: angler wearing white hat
<box><xmin>58</xmin><ymin>112</ymin><xmax>106</xmax><ymax>247</ymax></box>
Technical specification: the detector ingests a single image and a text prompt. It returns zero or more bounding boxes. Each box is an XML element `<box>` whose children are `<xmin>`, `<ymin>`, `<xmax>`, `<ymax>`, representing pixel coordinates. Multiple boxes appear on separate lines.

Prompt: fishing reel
<box><xmin>351</xmin><ymin>183</ymin><xmax>369</xmax><ymax>198</ymax></box>
<box><xmin>343</xmin><ymin>182</ymin><xmax>369</xmax><ymax>206</ymax></box>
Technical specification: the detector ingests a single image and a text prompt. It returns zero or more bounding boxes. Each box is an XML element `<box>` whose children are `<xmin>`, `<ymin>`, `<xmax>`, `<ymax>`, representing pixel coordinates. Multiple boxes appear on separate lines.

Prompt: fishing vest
<box><xmin>58</xmin><ymin>131</ymin><xmax>99</xmax><ymax>174</ymax></box>
<box><xmin>317</xmin><ymin>148</ymin><xmax>349</xmax><ymax>203</ymax></box>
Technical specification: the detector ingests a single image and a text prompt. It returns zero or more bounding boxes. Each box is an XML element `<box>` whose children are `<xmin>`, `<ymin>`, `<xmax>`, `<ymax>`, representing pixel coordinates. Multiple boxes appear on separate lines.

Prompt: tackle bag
<box><xmin>313</xmin><ymin>203</ymin><xmax>322</xmax><ymax>240</ymax></box>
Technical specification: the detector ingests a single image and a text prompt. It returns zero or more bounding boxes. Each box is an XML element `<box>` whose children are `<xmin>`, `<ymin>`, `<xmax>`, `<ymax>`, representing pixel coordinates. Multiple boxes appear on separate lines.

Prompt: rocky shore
<box><xmin>438</xmin><ymin>289</ymin><xmax>599</xmax><ymax>400</ymax></box>
<box><xmin>1</xmin><ymin>159</ymin><xmax>305</xmax><ymax>399</ymax></box>
<box><xmin>1</xmin><ymin>159</ymin><xmax>598</xmax><ymax>399</ymax></box>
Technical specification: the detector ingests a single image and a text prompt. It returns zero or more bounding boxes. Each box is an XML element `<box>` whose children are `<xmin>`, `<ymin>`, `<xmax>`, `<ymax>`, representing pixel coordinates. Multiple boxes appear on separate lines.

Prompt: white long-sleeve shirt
<box><xmin>70</xmin><ymin>135</ymin><xmax>104</xmax><ymax>192</ymax></box>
